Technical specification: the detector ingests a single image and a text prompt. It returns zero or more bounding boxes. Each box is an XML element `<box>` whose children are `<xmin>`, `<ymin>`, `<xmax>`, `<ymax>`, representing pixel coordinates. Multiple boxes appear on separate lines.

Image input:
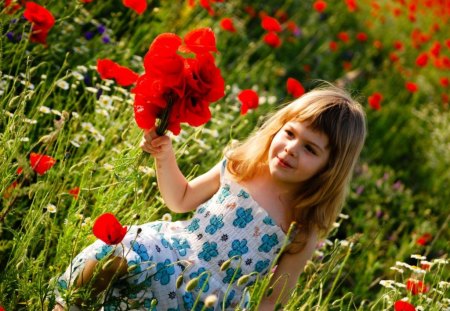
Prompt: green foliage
<box><xmin>0</xmin><ymin>0</ymin><xmax>449</xmax><ymax>310</ymax></box>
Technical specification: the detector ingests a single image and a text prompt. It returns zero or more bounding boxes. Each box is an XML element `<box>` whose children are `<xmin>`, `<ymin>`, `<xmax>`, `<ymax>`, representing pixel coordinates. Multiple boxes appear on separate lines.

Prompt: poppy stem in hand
<box><xmin>156</xmin><ymin>94</ymin><xmax>175</xmax><ymax>136</ymax></box>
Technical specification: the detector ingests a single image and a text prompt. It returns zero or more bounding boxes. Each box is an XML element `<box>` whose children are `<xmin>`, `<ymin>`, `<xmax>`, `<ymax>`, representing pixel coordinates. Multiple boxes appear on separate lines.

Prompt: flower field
<box><xmin>0</xmin><ymin>0</ymin><xmax>449</xmax><ymax>310</ymax></box>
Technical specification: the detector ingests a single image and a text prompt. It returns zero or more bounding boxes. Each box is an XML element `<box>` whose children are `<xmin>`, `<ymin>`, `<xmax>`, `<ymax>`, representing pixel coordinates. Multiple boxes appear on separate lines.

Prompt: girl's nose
<box><xmin>284</xmin><ymin>143</ymin><xmax>297</xmax><ymax>157</ymax></box>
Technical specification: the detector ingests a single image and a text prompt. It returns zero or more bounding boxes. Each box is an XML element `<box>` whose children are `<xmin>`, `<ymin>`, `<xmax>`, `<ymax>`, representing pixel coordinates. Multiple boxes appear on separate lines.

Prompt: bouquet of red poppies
<box><xmin>132</xmin><ymin>28</ymin><xmax>225</xmax><ymax>135</ymax></box>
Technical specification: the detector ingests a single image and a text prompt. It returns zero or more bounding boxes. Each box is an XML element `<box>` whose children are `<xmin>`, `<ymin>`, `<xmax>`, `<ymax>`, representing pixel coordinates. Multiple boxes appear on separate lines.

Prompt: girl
<box><xmin>54</xmin><ymin>85</ymin><xmax>366</xmax><ymax>310</ymax></box>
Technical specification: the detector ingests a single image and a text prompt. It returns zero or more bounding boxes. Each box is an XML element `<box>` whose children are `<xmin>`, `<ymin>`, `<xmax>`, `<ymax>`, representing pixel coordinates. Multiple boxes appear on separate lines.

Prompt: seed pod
<box><xmin>237</xmin><ymin>274</ymin><xmax>250</xmax><ymax>286</ymax></box>
<box><xmin>186</xmin><ymin>277</ymin><xmax>199</xmax><ymax>292</ymax></box>
<box><xmin>204</xmin><ymin>294</ymin><xmax>218</xmax><ymax>307</ymax></box>
<box><xmin>176</xmin><ymin>274</ymin><xmax>184</xmax><ymax>289</ymax></box>
<box><xmin>220</xmin><ymin>259</ymin><xmax>232</xmax><ymax>271</ymax></box>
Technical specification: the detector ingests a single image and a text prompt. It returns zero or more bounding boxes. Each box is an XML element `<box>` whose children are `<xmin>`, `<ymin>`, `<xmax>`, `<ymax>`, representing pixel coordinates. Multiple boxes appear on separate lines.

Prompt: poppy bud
<box><xmin>220</xmin><ymin>259</ymin><xmax>232</xmax><ymax>271</ymax></box>
<box><xmin>176</xmin><ymin>274</ymin><xmax>184</xmax><ymax>289</ymax></box>
<box><xmin>186</xmin><ymin>277</ymin><xmax>199</xmax><ymax>291</ymax></box>
<box><xmin>237</xmin><ymin>274</ymin><xmax>250</xmax><ymax>286</ymax></box>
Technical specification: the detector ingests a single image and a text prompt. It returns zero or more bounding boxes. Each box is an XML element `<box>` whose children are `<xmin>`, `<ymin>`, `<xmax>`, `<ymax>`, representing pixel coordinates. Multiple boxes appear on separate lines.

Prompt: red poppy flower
<box><xmin>368</xmin><ymin>92</ymin><xmax>383</xmax><ymax>110</ymax></box>
<box><xmin>29</xmin><ymin>152</ymin><xmax>56</xmax><ymax>175</ymax></box>
<box><xmin>238</xmin><ymin>89</ymin><xmax>259</xmax><ymax>115</ymax></box>
<box><xmin>394</xmin><ymin>301</ymin><xmax>416</xmax><ymax>311</ymax></box>
<box><xmin>416</xmin><ymin>232</ymin><xmax>432</xmax><ymax>245</ymax></box>
<box><xmin>373</xmin><ymin>40</ymin><xmax>382</xmax><ymax>49</ymax></box>
<box><xmin>356</xmin><ymin>32</ymin><xmax>368</xmax><ymax>42</ymax></box>
<box><xmin>97</xmin><ymin>59</ymin><xmax>139</xmax><ymax>87</ymax></box>
<box><xmin>69</xmin><ymin>187</ymin><xmax>80</xmax><ymax>200</ymax></box>
<box><xmin>313</xmin><ymin>0</ymin><xmax>327</xmax><ymax>13</ymax></box>
<box><xmin>93</xmin><ymin>213</ymin><xmax>127</xmax><ymax>245</ymax></box>
<box><xmin>415</xmin><ymin>53</ymin><xmax>429</xmax><ymax>67</ymax></box>
<box><xmin>132</xmin><ymin>28</ymin><xmax>224</xmax><ymax>135</ymax></box>
<box><xmin>405</xmin><ymin>82</ymin><xmax>418</xmax><ymax>93</ymax></box>
<box><xmin>183</xmin><ymin>27</ymin><xmax>217</xmax><ymax>55</ymax></box>
<box><xmin>337</xmin><ymin>31</ymin><xmax>350</xmax><ymax>43</ymax></box>
<box><xmin>440</xmin><ymin>77</ymin><xmax>449</xmax><ymax>87</ymax></box>
<box><xmin>81</xmin><ymin>0</ymin><xmax>94</xmax><ymax>2</ymax></box>
<box><xmin>261</xmin><ymin>16</ymin><xmax>282</xmax><ymax>32</ymax></box>
<box><xmin>430</xmin><ymin>42</ymin><xmax>441</xmax><ymax>58</ymax></box>
<box><xmin>220</xmin><ymin>18</ymin><xmax>236</xmax><ymax>33</ymax></box>
<box><xmin>393</xmin><ymin>40</ymin><xmax>404</xmax><ymax>50</ymax></box>
<box><xmin>345</xmin><ymin>0</ymin><xmax>357</xmax><ymax>12</ymax></box>
<box><xmin>390</xmin><ymin>52</ymin><xmax>400</xmax><ymax>62</ymax></box>
<box><xmin>286</xmin><ymin>78</ymin><xmax>305</xmax><ymax>98</ymax></box>
<box><xmin>406</xmin><ymin>278</ymin><xmax>429</xmax><ymax>295</ymax></box>
<box><xmin>263</xmin><ymin>32</ymin><xmax>281</xmax><ymax>48</ymax></box>
<box><xmin>23</xmin><ymin>2</ymin><xmax>55</xmax><ymax>45</ymax></box>
<box><xmin>122</xmin><ymin>0</ymin><xmax>147</xmax><ymax>14</ymax></box>
<box><xmin>5</xmin><ymin>0</ymin><xmax>22</xmax><ymax>14</ymax></box>
<box><xmin>329</xmin><ymin>41</ymin><xmax>338</xmax><ymax>52</ymax></box>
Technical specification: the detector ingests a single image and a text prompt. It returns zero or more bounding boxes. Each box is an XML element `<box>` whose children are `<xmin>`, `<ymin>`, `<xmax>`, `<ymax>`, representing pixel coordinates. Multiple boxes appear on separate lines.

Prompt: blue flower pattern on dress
<box><xmin>198</xmin><ymin>241</ymin><xmax>218</xmax><ymax>262</ymax></box>
<box><xmin>171</xmin><ymin>237</ymin><xmax>190</xmax><ymax>256</ymax></box>
<box><xmin>228</xmin><ymin>239</ymin><xmax>249</xmax><ymax>258</ymax></box>
<box><xmin>233</xmin><ymin>207</ymin><xmax>254</xmax><ymax>228</ymax></box>
<box><xmin>205</xmin><ymin>215</ymin><xmax>224</xmax><ymax>234</ymax></box>
<box><xmin>95</xmin><ymin>244</ymin><xmax>113</xmax><ymax>260</ymax></box>
<box><xmin>56</xmin><ymin>159</ymin><xmax>286</xmax><ymax>310</ymax></box>
<box><xmin>255</xmin><ymin>259</ymin><xmax>271</xmax><ymax>273</ymax></box>
<box><xmin>187</xmin><ymin>218</ymin><xmax>200</xmax><ymax>232</ymax></box>
<box><xmin>258</xmin><ymin>233</ymin><xmax>279</xmax><ymax>253</ymax></box>
<box><xmin>154</xmin><ymin>259</ymin><xmax>175</xmax><ymax>285</ymax></box>
<box><xmin>131</xmin><ymin>241</ymin><xmax>151</xmax><ymax>261</ymax></box>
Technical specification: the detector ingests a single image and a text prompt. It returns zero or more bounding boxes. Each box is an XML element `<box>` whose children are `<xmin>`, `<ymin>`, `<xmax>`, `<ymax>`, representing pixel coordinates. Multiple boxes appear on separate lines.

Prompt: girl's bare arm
<box><xmin>140</xmin><ymin>129</ymin><xmax>221</xmax><ymax>213</ymax></box>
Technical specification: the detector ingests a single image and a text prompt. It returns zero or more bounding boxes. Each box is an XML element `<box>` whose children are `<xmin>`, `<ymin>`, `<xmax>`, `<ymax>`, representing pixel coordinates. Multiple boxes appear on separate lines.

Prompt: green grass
<box><xmin>1</xmin><ymin>0</ymin><xmax>449</xmax><ymax>310</ymax></box>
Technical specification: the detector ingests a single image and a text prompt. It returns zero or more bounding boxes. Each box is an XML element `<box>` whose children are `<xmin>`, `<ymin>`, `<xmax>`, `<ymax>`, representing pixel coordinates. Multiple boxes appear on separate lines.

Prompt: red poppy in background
<box><xmin>93</xmin><ymin>213</ymin><xmax>127</xmax><ymax>245</ymax></box>
<box><xmin>261</xmin><ymin>16</ymin><xmax>282</xmax><ymax>32</ymax></box>
<box><xmin>329</xmin><ymin>41</ymin><xmax>338</xmax><ymax>52</ymax></box>
<box><xmin>356</xmin><ymin>32</ymin><xmax>368</xmax><ymax>42</ymax></box>
<box><xmin>122</xmin><ymin>0</ymin><xmax>147</xmax><ymax>14</ymax></box>
<box><xmin>430</xmin><ymin>42</ymin><xmax>441</xmax><ymax>58</ymax></box>
<box><xmin>220</xmin><ymin>18</ymin><xmax>236</xmax><ymax>32</ymax></box>
<box><xmin>405</xmin><ymin>82</ymin><xmax>418</xmax><ymax>93</ymax></box>
<box><xmin>69</xmin><ymin>187</ymin><xmax>80</xmax><ymax>200</ymax></box>
<box><xmin>394</xmin><ymin>301</ymin><xmax>416</xmax><ymax>311</ymax></box>
<box><xmin>337</xmin><ymin>31</ymin><xmax>350</xmax><ymax>43</ymax></box>
<box><xmin>393</xmin><ymin>40</ymin><xmax>404</xmax><ymax>51</ymax></box>
<box><xmin>406</xmin><ymin>278</ymin><xmax>429</xmax><ymax>295</ymax></box>
<box><xmin>368</xmin><ymin>92</ymin><xmax>383</xmax><ymax>110</ymax></box>
<box><xmin>345</xmin><ymin>0</ymin><xmax>357</xmax><ymax>12</ymax></box>
<box><xmin>5</xmin><ymin>0</ymin><xmax>22</xmax><ymax>14</ymax></box>
<box><xmin>238</xmin><ymin>89</ymin><xmax>259</xmax><ymax>115</ymax></box>
<box><xmin>24</xmin><ymin>2</ymin><xmax>55</xmax><ymax>45</ymax></box>
<box><xmin>313</xmin><ymin>0</ymin><xmax>327</xmax><ymax>13</ymax></box>
<box><xmin>440</xmin><ymin>77</ymin><xmax>449</xmax><ymax>87</ymax></box>
<box><xmin>416</xmin><ymin>232</ymin><xmax>432</xmax><ymax>245</ymax></box>
<box><xmin>415</xmin><ymin>52</ymin><xmax>429</xmax><ymax>67</ymax></box>
<box><xmin>97</xmin><ymin>59</ymin><xmax>139</xmax><ymax>87</ymax></box>
<box><xmin>263</xmin><ymin>32</ymin><xmax>281</xmax><ymax>48</ymax></box>
<box><xmin>29</xmin><ymin>153</ymin><xmax>56</xmax><ymax>176</ymax></box>
<box><xmin>81</xmin><ymin>0</ymin><xmax>94</xmax><ymax>3</ymax></box>
<box><xmin>286</xmin><ymin>78</ymin><xmax>305</xmax><ymax>98</ymax></box>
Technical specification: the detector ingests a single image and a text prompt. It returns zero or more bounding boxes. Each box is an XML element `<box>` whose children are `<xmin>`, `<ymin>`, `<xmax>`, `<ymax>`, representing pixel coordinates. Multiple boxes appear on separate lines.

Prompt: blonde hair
<box><xmin>226</xmin><ymin>84</ymin><xmax>366</xmax><ymax>252</ymax></box>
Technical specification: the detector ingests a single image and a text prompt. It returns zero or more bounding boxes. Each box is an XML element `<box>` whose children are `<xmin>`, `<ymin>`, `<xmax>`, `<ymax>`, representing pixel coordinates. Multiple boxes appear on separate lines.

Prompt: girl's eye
<box><xmin>305</xmin><ymin>145</ymin><xmax>316</xmax><ymax>155</ymax></box>
<box><xmin>285</xmin><ymin>130</ymin><xmax>294</xmax><ymax>137</ymax></box>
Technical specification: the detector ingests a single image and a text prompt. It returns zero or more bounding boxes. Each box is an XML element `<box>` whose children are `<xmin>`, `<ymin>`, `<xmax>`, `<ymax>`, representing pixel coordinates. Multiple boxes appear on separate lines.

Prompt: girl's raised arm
<box><xmin>141</xmin><ymin>129</ymin><xmax>221</xmax><ymax>213</ymax></box>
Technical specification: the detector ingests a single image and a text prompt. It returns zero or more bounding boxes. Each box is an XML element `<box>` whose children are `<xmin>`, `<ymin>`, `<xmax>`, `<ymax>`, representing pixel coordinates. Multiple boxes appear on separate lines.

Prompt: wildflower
<box><xmin>411</xmin><ymin>254</ymin><xmax>426</xmax><ymax>260</ymax></box>
<box><xmin>56</xmin><ymin>79</ymin><xmax>69</xmax><ymax>90</ymax></box>
<box><xmin>415</xmin><ymin>53</ymin><xmax>429</xmax><ymax>67</ymax></box>
<box><xmin>286</xmin><ymin>78</ymin><xmax>305</xmax><ymax>98</ymax></box>
<box><xmin>263</xmin><ymin>32</ymin><xmax>281</xmax><ymax>48</ymax></box>
<box><xmin>420</xmin><ymin>261</ymin><xmax>431</xmax><ymax>271</ymax></box>
<box><xmin>238</xmin><ymin>89</ymin><xmax>259</xmax><ymax>115</ymax></box>
<box><xmin>122</xmin><ymin>0</ymin><xmax>147</xmax><ymax>14</ymax></box>
<box><xmin>356</xmin><ymin>32</ymin><xmax>368</xmax><ymax>42</ymax></box>
<box><xmin>39</xmin><ymin>106</ymin><xmax>52</xmax><ymax>114</ymax></box>
<box><xmin>329</xmin><ymin>41</ymin><xmax>338</xmax><ymax>52</ymax></box>
<box><xmin>92</xmin><ymin>213</ymin><xmax>127</xmax><ymax>245</ymax></box>
<box><xmin>345</xmin><ymin>0</ymin><xmax>357</xmax><ymax>12</ymax></box>
<box><xmin>220</xmin><ymin>18</ymin><xmax>236</xmax><ymax>33</ymax></box>
<box><xmin>337</xmin><ymin>32</ymin><xmax>350</xmax><ymax>43</ymax></box>
<box><xmin>261</xmin><ymin>16</ymin><xmax>282</xmax><ymax>32</ymax></box>
<box><xmin>138</xmin><ymin>166</ymin><xmax>155</xmax><ymax>176</ymax></box>
<box><xmin>405</xmin><ymin>82</ymin><xmax>418</xmax><ymax>93</ymax></box>
<box><xmin>69</xmin><ymin>187</ymin><xmax>80</xmax><ymax>200</ymax></box>
<box><xmin>416</xmin><ymin>233</ymin><xmax>432</xmax><ymax>246</ymax></box>
<box><xmin>46</xmin><ymin>203</ymin><xmax>57</xmax><ymax>213</ymax></box>
<box><xmin>390</xmin><ymin>266</ymin><xmax>404</xmax><ymax>273</ymax></box>
<box><xmin>161</xmin><ymin>213</ymin><xmax>172</xmax><ymax>222</ymax></box>
<box><xmin>368</xmin><ymin>92</ymin><xmax>383</xmax><ymax>110</ymax></box>
<box><xmin>379</xmin><ymin>280</ymin><xmax>395</xmax><ymax>289</ymax></box>
<box><xmin>313</xmin><ymin>0</ymin><xmax>327</xmax><ymax>13</ymax></box>
<box><xmin>406</xmin><ymin>278</ymin><xmax>429</xmax><ymax>295</ymax></box>
<box><xmin>24</xmin><ymin>2</ymin><xmax>55</xmax><ymax>45</ymax></box>
<box><xmin>97</xmin><ymin>59</ymin><xmax>138</xmax><ymax>87</ymax></box>
<box><xmin>394</xmin><ymin>300</ymin><xmax>416</xmax><ymax>311</ymax></box>
<box><xmin>30</xmin><ymin>152</ymin><xmax>56</xmax><ymax>175</ymax></box>
<box><xmin>439</xmin><ymin>77</ymin><xmax>449</xmax><ymax>87</ymax></box>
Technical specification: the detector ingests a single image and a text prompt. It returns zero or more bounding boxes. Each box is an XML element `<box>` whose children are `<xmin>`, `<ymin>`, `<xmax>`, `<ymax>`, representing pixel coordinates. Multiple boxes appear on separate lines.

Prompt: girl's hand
<box><xmin>140</xmin><ymin>128</ymin><xmax>174</xmax><ymax>162</ymax></box>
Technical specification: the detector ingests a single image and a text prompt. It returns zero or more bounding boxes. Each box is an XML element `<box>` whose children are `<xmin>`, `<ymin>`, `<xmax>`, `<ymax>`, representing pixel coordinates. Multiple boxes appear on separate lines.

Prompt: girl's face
<box><xmin>267</xmin><ymin>121</ymin><xmax>330</xmax><ymax>192</ymax></box>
